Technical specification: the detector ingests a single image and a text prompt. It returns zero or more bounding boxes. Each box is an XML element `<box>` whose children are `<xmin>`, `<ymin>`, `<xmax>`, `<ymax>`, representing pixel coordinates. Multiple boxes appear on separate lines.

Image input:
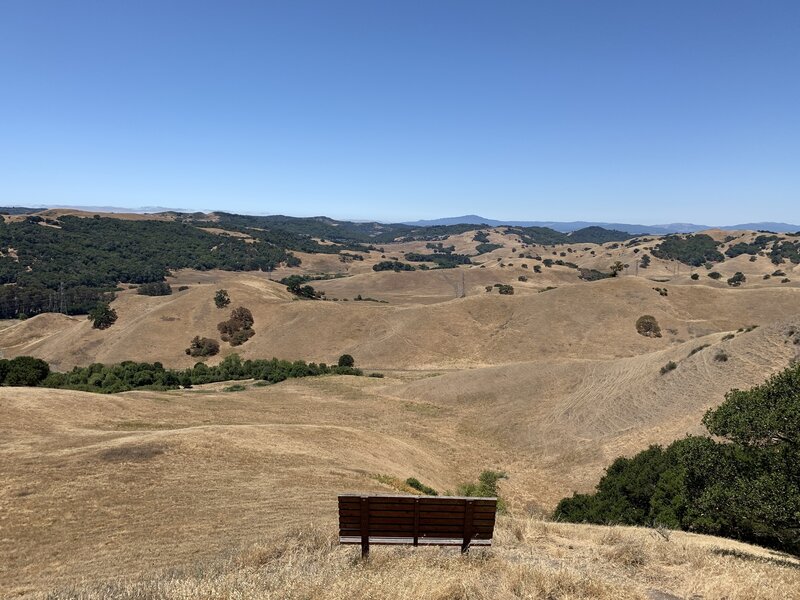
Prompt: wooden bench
<box><xmin>338</xmin><ymin>494</ymin><xmax>497</xmax><ymax>556</ymax></box>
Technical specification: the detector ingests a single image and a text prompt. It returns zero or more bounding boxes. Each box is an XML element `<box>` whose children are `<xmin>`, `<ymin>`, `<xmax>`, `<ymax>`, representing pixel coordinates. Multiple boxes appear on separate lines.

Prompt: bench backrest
<box><xmin>338</xmin><ymin>494</ymin><xmax>497</xmax><ymax>549</ymax></box>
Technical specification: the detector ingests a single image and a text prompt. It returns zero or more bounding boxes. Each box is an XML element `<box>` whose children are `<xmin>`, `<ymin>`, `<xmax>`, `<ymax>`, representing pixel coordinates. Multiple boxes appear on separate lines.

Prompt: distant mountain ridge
<box><xmin>404</xmin><ymin>215</ymin><xmax>800</xmax><ymax>234</ymax></box>
<box><xmin>2</xmin><ymin>205</ymin><xmax>797</xmax><ymax>234</ymax></box>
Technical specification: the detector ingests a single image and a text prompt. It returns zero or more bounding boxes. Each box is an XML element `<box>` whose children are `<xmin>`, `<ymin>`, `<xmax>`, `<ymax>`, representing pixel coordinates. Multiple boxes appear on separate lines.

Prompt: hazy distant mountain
<box><xmin>404</xmin><ymin>215</ymin><xmax>799</xmax><ymax>235</ymax></box>
<box><xmin>718</xmin><ymin>222</ymin><xmax>800</xmax><ymax>233</ymax></box>
<box><xmin>0</xmin><ymin>204</ymin><xmax>191</xmax><ymax>214</ymax></box>
<box><xmin>404</xmin><ymin>215</ymin><xmax>709</xmax><ymax>234</ymax></box>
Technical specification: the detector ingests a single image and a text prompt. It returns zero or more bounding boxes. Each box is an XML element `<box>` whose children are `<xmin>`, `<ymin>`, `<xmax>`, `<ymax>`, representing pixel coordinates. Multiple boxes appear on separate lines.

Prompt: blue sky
<box><xmin>1</xmin><ymin>1</ymin><xmax>798</xmax><ymax>223</ymax></box>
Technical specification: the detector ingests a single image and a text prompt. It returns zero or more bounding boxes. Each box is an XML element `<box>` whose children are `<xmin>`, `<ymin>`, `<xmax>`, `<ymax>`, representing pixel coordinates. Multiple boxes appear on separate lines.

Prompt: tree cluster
<box><xmin>137</xmin><ymin>281</ymin><xmax>172</xmax><ymax>296</ymax></box>
<box><xmin>651</xmin><ymin>234</ymin><xmax>724</xmax><ymax>266</ymax></box>
<box><xmin>554</xmin><ymin>364</ymin><xmax>800</xmax><ymax>555</ymax></box>
<box><xmin>217</xmin><ymin>306</ymin><xmax>255</xmax><ymax>346</ymax></box>
<box><xmin>5</xmin><ymin>353</ymin><xmax>363</xmax><ymax>394</ymax></box>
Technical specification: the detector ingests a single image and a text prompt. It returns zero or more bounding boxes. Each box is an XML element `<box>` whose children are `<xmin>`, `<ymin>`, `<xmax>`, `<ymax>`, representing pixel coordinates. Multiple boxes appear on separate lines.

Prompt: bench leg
<box><xmin>361</xmin><ymin>536</ymin><xmax>369</xmax><ymax>558</ymax></box>
<box><xmin>461</xmin><ymin>539</ymin><xmax>471</xmax><ymax>553</ymax></box>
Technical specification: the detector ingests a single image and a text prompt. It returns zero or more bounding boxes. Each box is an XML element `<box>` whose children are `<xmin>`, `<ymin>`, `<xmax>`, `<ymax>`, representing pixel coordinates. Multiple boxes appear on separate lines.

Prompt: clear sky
<box><xmin>1</xmin><ymin>1</ymin><xmax>798</xmax><ymax>224</ymax></box>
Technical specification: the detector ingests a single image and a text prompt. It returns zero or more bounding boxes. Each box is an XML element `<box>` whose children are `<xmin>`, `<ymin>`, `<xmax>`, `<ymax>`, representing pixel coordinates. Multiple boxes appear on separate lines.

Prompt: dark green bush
<box><xmin>660</xmin><ymin>361</ymin><xmax>677</xmax><ymax>375</ymax></box>
<box><xmin>185</xmin><ymin>336</ymin><xmax>220</xmax><ymax>357</ymax></box>
<box><xmin>2</xmin><ymin>356</ymin><xmax>50</xmax><ymax>386</ymax></box>
<box><xmin>137</xmin><ymin>281</ymin><xmax>172</xmax><ymax>296</ymax></box>
<box><xmin>372</xmin><ymin>260</ymin><xmax>416</xmax><ymax>272</ymax></box>
<box><xmin>727</xmin><ymin>272</ymin><xmax>746</xmax><ymax>287</ymax></box>
<box><xmin>88</xmin><ymin>302</ymin><xmax>118</xmax><ymax>329</ymax></box>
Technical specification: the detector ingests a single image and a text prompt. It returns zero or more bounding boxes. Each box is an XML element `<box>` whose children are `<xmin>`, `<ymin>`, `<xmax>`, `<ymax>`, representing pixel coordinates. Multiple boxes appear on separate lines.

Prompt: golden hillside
<box><xmin>1</xmin><ymin>226</ymin><xmax>799</xmax><ymax>597</ymax></box>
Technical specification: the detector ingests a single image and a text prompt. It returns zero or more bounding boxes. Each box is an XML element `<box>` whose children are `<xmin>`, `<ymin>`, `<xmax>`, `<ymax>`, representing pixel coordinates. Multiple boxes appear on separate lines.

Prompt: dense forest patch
<box><xmin>651</xmin><ymin>234</ymin><xmax>724</xmax><ymax>266</ymax></box>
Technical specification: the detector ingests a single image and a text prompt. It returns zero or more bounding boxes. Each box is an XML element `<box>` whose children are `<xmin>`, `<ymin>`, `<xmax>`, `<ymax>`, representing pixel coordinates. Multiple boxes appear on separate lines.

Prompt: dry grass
<box><xmin>1</xmin><ymin>226</ymin><xmax>799</xmax><ymax>597</ymax></box>
<box><xmin>31</xmin><ymin>517</ymin><xmax>800</xmax><ymax>600</ymax></box>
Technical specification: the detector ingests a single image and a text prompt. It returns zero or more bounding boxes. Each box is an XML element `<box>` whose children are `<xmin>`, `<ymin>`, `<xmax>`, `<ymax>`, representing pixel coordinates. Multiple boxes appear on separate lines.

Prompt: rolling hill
<box><xmin>1</xmin><ymin>216</ymin><xmax>799</xmax><ymax>596</ymax></box>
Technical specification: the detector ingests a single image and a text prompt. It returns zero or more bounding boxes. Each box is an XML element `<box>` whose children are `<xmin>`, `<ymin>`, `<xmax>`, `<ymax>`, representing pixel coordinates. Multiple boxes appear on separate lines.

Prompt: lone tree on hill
<box><xmin>610</xmin><ymin>261</ymin><xmax>625</xmax><ymax>277</ymax></box>
<box><xmin>214</xmin><ymin>289</ymin><xmax>231</xmax><ymax>309</ymax></box>
<box><xmin>88</xmin><ymin>302</ymin><xmax>117</xmax><ymax>330</ymax></box>
<box><xmin>338</xmin><ymin>354</ymin><xmax>355</xmax><ymax>368</ymax></box>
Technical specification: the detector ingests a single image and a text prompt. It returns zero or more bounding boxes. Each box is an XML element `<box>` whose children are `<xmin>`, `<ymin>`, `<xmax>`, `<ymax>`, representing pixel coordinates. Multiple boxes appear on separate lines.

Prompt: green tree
<box><xmin>338</xmin><ymin>354</ymin><xmax>355</xmax><ymax>368</ymax></box>
<box><xmin>88</xmin><ymin>302</ymin><xmax>118</xmax><ymax>329</ymax></box>
<box><xmin>3</xmin><ymin>356</ymin><xmax>50</xmax><ymax>386</ymax></box>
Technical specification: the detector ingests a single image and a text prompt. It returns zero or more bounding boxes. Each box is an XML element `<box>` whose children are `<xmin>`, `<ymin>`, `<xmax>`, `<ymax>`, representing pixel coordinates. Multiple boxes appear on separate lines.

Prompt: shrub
<box><xmin>708</xmin><ymin>272</ymin><xmax>722</xmax><ymax>280</ymax></box>
<box><xmin>214</xmin><ymin>289</ymin><xmax>231</xmax><ymax>308</ymax></box>
<box><xmin>185</xmin><ymin>336</ymin><xmax>220</xmax><ymax>357</ymax></box>
<box><xmin>690</xmin><ymin>273</ymin><xmax>699</xmax><ymax>280</ymax></box>
<box><xmin>88</xmin><ymin>302</ymin><xmax>118</xmax><ymax>329</ymax></box>
<box><xmin>517</xmin><ymin>275</ymin><xmax>528</xmax><ymax>282</ymax></box>
<box><xmin>727</xmin><ymin>272</ymin><xmax>746</xmax><ymax>287</ymax></box>
<box><xmin>533</xmin><ymin>265</ymin><xmax>542</xmax><ymax>273</ymax></box>
<box><xmin>177</xmin><ymin>285</ymin><xmax>189</xmax><ymax>291</ymax></box>
<box><xmin>714</xmin><ymin>350</ymin><xmax>729</xmax><ymax>362</ymax></box>
<box><xmin>406</xmin><ymin>477</ymin><xmax>437</xmax><ymax>496</ymax></box>
<box><xmin>660</xmin><ymin>361</ymin><xmax>677</xmax><ymax>375</ymax></box>
<box><xmin>497</xmin><ymin>284</ymin><xmax>514</xmax><ymax>295</ymax></box>
<box><xmin>337</xmin><ymin>354</ymin><xmax>355</xmax><ymax>368</ymax></box>
<box><xmin>137</xmin><ymin>281</ymin><xmax>172</xmax><ymax>296</ymax></box>
<box><xmin>222</xmin><ymin>384</ymin><xmax>246</xmax><ymax>392</ymax></box>
<box><xmin>455</xmin><ymin>470</ymin><xmax>508</xmax><ymax>513</ymax></box>
<box><xmin>579</xmin><ymin>268</ymin><xmax>611</xmax><ymax>281</ymax></box>
<box><xmin>689</xmin><ymin>344</ymin><xmax>710</xmax><ymax>356</ymax></box>
<box><xmin>635</xmin><ymin>315</ymin><xmax>662</xmax><ymax>338</ymax></box>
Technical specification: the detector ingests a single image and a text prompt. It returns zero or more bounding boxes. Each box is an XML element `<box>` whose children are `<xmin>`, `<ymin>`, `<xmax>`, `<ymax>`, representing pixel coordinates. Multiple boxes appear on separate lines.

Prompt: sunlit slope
<box><xmin>2</xmin><ymin>324</ymin><xmax>799</xmax><ymax>597</ymax></box>
<box><xmin>394</xmin><ymin>317</ymin><xmax>800</xmax><ymax>504</ymax></box>
<box><xmin>1</xmin><ymin>270</ymin><xmax>798</xmax><ymax>370</ymax></box>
